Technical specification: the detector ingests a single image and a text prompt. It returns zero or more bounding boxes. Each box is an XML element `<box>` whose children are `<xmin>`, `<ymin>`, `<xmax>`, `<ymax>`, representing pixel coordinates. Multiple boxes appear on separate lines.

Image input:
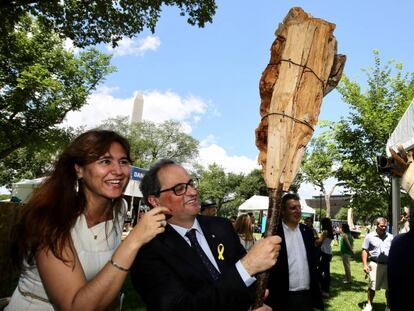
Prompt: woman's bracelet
<box><xmin>110</xmin><ymin>259</ymin><xmax>129</xmax><ymax>272</ymax></box>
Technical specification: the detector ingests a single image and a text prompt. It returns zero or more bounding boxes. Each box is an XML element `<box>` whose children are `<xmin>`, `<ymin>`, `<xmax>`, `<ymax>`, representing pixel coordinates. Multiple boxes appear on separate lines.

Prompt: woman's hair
<box><xmin>341</xmin><ymin>223</ymin><xmax>350</xmax><ymax>233</ymax></box>
<box><xmin>11</xmin><ymin>130</ymin><xmax>131</xmax><ymax>268</ymax></box>
<box><xmin>234</xmin><ymin>214</ymin><xmax>254</xmax><ymax>241</ymax></box>
<box><xmin>320</xmin><ymin>217</ymin><xmax>334</xmax><ymax>240</ymax></box>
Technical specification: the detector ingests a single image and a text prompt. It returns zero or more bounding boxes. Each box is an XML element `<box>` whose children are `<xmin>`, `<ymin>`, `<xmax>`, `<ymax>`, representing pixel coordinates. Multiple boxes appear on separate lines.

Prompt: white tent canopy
<box><xmin>11</xmin><ymin>177</ymin><xmax>45</xmax><ymax>203</ymax></box>
<box><xmin>386</xmin><ymin>98</ymin><xmax>414</xmax><ymax>235</ymax></box>
<box><xmin>124</xmin><ymin>180</ymin><xmax>143</xmax><ymax>197</ymax></box>
<box><xmin>238</xmin><ymin>195</ymin><xmax>315</xmax><ymax>215</ymax></box>
<box><xmin>386</xmin><ymin>99</ymin><xmax>414</xmax><ymax>155</ymax></box>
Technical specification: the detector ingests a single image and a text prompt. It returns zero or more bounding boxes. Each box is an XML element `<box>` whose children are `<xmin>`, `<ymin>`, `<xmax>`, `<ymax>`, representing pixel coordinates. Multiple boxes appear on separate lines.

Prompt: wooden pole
<box><xmin>253</xmin><ymin>185</ymin><xmax>283</xmax><ymax>308</ymax></box>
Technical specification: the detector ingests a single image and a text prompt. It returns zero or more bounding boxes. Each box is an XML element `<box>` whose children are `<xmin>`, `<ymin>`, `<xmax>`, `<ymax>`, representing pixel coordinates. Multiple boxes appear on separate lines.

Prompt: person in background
<box><xmin>333</xmin><ymin>224</ymin><xmax>340</xmax><ymax>245</ymax></box>
<box><xmin>265</xmin><ymin>193</ymin><xmax>323</xmax><ymax>311</ymax></box>
<box><xmin>229</xmin><ymin>215</ymin><xmax>237</xmax><ymax>228</ymax></box>
<box><xmin>6</xmin><ymin>130</ymin><xmax>169</xmax><ymax>311</ymax></box>
<box><xmin>398</xmin><ymin>208</ymin><xmax>410</xmax><ymax>233</ymax></box>
<box><xmin>248</xmin><ymin>212</ymin><xmax>257</xmax><ymax>233</ymax></box>
<box><xmin>304</xmin><ymin>217</ymin><xmax>319</xmax><ymax>239</ymax></box>
<box><xmin>361</xmin><ymin>217</ymin><xmax>393</xmax><ymax>311</ymax></box>
<box><xmin>234</xmin><ymin>214</ymin><xmax>257</xmax><ymax>251</ymax></box>
<box><xmin>200</xmin><ymin>200</ymin><xmax>217</xmax><ymax>216</ymax></box>
<box><xmin>315</xmin><ymin>217</ymin><xmax>334</xmax><ymax>298</ymax></box>
<box><xmin>304</xmin><ymin>216</ymin><xmax>320</xmax><ymax>265</ymax></box>
<box><xmin>339</xmin><ymin>223</ymin><xmax>354</xmax><ymax>284</ymax></box>
<box><xmin>131</xmin><ymin>159</ymin><xmax>282</xmax><ymax>311</ymax></box>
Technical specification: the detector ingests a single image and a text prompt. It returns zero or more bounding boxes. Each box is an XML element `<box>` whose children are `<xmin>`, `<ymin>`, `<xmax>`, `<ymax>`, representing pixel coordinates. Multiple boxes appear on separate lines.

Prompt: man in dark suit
<box><xmin>265</xmin><ymin>193</ymin><xmax>323</xmax><ymax>311</ymax></box>
<box><xmin>388</xmin><ymin>210</ymin><xmax>413</xmax><ymax>311</ymax></box>
<box><xmin>131</xmin><ymin>159</ymin><xmax>281</xmax><ymax>311</ymax></box>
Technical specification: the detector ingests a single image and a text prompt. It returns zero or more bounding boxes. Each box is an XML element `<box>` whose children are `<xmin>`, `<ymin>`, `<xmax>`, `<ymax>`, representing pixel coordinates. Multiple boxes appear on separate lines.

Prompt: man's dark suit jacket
<box><xmin>130</xmin><ymin>215</ymin><xmax>256</xmax><ymax>311</ymax></box>
<box><xmin>388</xmin><ymin>230</ymin><xmax>413</xmax><ymax>310</ymax></box>
<box><xmin>265</xmin><ymin>222</ymin><xmax>324</xmax><ymax>311</ymax></box>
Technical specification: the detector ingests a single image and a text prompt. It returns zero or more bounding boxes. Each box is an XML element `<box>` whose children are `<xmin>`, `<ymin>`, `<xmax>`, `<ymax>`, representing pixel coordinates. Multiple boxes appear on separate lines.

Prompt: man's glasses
<box><xmin>157</xmin><ymin>179</ymin><xmax>199</xmax><ymax>196</ymax></box>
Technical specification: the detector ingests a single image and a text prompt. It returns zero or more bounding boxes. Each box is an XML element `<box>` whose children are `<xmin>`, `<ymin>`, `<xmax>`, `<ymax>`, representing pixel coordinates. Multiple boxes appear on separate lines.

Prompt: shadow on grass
<box><xmin>323</xmin><ymin>271</ymin><xmax>387</xmax><ymax>311</ymax></box>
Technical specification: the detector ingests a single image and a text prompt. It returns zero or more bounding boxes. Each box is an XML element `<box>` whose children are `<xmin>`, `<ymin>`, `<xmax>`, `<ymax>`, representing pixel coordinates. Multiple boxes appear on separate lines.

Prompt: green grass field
<box><xmin>122</xmin><ymin>237</ymin><xmax>388</xmax><ymax>311</ymax></box>
<box><xmin>323</xmin><ymin>237</ymin><xmax>386</xmax><ymax>311</ymax></box>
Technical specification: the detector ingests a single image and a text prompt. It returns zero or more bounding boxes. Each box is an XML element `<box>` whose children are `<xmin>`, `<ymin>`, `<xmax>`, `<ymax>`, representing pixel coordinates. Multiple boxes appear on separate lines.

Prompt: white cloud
<box><xmin>107</xmin><ymin>36</ymin><xmax>160</xmax><ymax>56</ymax></box>
<box><xmin>62</xmin><ymin>87</ymin><xmax>208</xmax><ymax>132</ymax></box>
<box><xmin>63</xmin><ymin>38</ymin><xmax>79</xmax><ymax>54</ymax></box>
<box><xmin>198</xmin><ymin>140</ymin><xmax>260</xmax><ymax>175</ymax></box>
<box><xmin>62</xmin><ymin>86</ymin><xmax>131</xmax><ymax>129</ymax></box>
<box><xmin>298</xmin><ymin>182</ymin><xmax>320</xmax><ymax>200</ymax></box>
<box><xmin>142</xmin><ymin>91</ymin><xmax>207</xmax><ymax>124</ymax></box>
<box><xmin>298</xmin><ymin>178</ymin><xmax>347</xmax><ymax>200</ymax></box>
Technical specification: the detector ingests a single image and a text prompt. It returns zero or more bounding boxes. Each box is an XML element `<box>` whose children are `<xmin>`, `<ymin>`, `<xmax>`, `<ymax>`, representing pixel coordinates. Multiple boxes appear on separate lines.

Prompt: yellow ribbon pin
<box><xmin>217</xmin><ymin>243</ymin><xmax>224</xmax><ymax>260</ymax></box>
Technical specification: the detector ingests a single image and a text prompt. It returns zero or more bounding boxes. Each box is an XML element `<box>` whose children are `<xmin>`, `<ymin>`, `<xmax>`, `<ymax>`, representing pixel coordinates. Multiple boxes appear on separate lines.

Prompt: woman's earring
<box><xmin>75</xmin><ymin>178</ymin><xmax>79</xmax><ymax>193</ymax></box>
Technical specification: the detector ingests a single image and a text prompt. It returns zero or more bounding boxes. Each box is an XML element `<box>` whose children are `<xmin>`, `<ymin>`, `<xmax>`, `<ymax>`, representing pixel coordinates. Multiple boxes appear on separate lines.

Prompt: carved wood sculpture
<box><xmin>254</xmin><ymin>7</ymin><xmax>346</xmax><ymax>308</ymax></box>
<box><xmin>389</xmin><ymin>144</ymin><xmax>414</xmax><ymax>198</ymax></box>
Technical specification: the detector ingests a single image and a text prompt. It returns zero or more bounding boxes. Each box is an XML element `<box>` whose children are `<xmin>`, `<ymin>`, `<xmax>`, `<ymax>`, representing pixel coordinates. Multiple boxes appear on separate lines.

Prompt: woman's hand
<box><xmin>129</xmin><ymin>207</ymin><xmax>171</xmax><ymax>247</ymax></box>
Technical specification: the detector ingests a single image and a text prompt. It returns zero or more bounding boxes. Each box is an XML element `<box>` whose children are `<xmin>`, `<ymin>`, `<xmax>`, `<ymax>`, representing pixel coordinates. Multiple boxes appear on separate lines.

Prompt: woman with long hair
<box><xmin>234</xmin><ymin>214</ymin><xmax>256</xmax><ymax>251</ymax></box>
<box><xmin>315</xmin><ymin>217</ymin><xmax>334</xmax><ymax>298</ymax></box>
<box><xmin>6</xmin><ymin>130</ymin><xmax>170</xmax><ymax>310</ymax></box>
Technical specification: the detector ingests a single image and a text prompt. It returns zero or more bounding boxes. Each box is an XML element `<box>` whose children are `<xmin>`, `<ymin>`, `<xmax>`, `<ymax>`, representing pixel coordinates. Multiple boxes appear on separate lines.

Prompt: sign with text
<box><xmin>130</xmin><ymin>166</ymin><xmax>147</xmax><ymax>181</ymax></box>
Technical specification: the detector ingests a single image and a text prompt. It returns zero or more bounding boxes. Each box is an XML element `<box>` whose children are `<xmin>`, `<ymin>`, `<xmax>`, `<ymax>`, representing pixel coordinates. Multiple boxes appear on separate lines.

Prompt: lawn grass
<box><xmin>122</xmin><ymin>237</ymin><xmax>388</xmax><ymax>311</ymax></box>
<box><xmin>324</xmin><ymin>237</ymin><xmax>387</xmax><ymax>311</ymax></box>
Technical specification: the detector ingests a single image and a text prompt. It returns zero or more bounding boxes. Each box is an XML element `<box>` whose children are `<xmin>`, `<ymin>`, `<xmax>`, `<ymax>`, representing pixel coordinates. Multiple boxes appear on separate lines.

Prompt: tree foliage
<box><xmin>236</xmin><ymin>169</ymin><xmax>268</xmax><ymax>200</ymax></box>
<box><xmin>0</xmin><ymin>128</ymin><xmax>78</xmax><ymax>188</ymax></box>
<box><xmin>334</xmin><ymin>51</ymin><xmax>414</xmax><ymax>222</ymax></box>
<box><xmin>301</xmin><ymin>121</ymin><xmax>341</xmax><ymax>217</ymax></box>
<box><xmin>0</xmin><ymin>15</ymin><xmax>114</xmax><ymax>160</ymax></box>
<box><xmin>302</xmin><ymin>121</ymin><xmax>338</xmax><ymax>192</ymax></box>
<box><xmin>99</xmin><ymin>117</ymin><xmax>199</xmax><ymax>168</ymax></box>
<box><xmin>196</xmin><ymin>163</ymin><xmax>242</xmax><ymax>214</ymax></box>
<box><xmin>0</xmin><ymin>0</ymin><xmax>217</xmax><ymax>48</ymax></box>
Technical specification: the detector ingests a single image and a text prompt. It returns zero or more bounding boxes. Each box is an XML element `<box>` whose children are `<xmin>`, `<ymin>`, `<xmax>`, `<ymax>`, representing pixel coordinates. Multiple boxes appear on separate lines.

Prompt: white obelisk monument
<box><xmin>131</xmin><ymin>92</ymin><xmax>144</xmax><ymax>123</ymax></box>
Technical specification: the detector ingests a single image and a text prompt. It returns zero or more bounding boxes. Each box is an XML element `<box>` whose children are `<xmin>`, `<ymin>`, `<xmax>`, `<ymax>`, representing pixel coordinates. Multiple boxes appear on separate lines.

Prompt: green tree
<box><xmin>236</xmin><ymin>169</ymin><xmax>268</xmax><ymax>200</ymax></box>
<box><xmin>99</xmin><ymin>117</ymin><xmax>199</xmax><ymax>168</ymax></box>
<box><xmin>0</xmin><ymin>15</ymin><xmax>114</xmax><ymax>160</ymax></box>
<box><xmin>0</xmin><ymin>0</ymin><xmax>217</xmax><ymax>48</ymax></box>
<box><xmin>0</xmin><ymin>127</ymin><xmax>80</xmax><ymax>189</ymax></box>
<box><xmin>301</xmin><ymin>121</ymin><xmax>341</xmax><ymax>217</ymax></box>
<box><xmin>334</xmin><ymin>51</ymin><xmax>414</xmax><ymax>222</ymax></box>
<box><xmin>197</xmin><ymin>163</ymin><xmax>243</xmax><ymax>216</ymax></box>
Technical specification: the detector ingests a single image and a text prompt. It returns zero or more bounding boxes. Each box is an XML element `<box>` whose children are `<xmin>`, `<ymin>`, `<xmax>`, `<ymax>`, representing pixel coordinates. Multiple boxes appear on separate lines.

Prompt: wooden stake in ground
<box><xmin>254</xmin><ymin>7</ymin><xmax>346</xmax><ymax>308</ymax></box>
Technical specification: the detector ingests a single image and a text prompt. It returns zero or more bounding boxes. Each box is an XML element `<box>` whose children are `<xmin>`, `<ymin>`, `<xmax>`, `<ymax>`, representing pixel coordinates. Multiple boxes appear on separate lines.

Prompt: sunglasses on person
<box><xmin>157</xmin><ymin>179</ymin><xmax>199</xmax><ymax>196</ymax></box>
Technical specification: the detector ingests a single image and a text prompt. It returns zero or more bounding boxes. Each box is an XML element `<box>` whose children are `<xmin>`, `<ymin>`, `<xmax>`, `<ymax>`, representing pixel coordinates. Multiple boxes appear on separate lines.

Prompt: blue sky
<box><xmin>62</xmin><ymin>0</ymin><xmax>414</xmax><ymax>199</ymax></box>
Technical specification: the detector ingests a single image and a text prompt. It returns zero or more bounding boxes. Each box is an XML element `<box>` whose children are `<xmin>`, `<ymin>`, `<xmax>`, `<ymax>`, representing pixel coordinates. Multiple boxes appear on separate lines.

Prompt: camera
<box><xmin>376</xmin><ymin>155</ymin><xmax>395</xmax><ymax>174</ymax></box>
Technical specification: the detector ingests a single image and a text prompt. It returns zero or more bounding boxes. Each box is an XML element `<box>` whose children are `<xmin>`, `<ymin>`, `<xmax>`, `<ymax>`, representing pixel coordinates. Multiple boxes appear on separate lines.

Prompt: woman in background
<box><xmin>6</xmin><ymin>130</ymin><xmax>169</xmax><ymax>310</ymax></box>
<box><xmin>234</xmin><ymin>214</ymin><xmax>256</xmax><ymax>251</ymax></box>
<box><xmin>315</xmin><ymin>217</ymin><xmax>334</xmax><ymax>298</ymax></box>
<box><xmin>339</xmin><ymin>223</ymin><xmax>354</xmax><ymax>283</ymax></box>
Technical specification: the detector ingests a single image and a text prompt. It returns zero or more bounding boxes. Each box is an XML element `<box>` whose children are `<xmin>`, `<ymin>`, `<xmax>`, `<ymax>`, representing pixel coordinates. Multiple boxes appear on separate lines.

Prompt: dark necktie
<box><xmin>185</xmin><ymin>229</ymin><xmax>220</xmax><ymax>281</ymax></box>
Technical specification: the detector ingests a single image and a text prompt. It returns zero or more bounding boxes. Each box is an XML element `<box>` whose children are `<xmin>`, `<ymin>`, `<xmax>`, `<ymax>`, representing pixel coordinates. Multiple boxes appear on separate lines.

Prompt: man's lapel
<box><xmin>197</xmin><ymin>216</ymin><xmax>227</xmax><ymax>273</ymax></box>
<box><xmin>160</xmin><ymin>224</ymin><xmax>214</xmax><ymax>280</ymax></box>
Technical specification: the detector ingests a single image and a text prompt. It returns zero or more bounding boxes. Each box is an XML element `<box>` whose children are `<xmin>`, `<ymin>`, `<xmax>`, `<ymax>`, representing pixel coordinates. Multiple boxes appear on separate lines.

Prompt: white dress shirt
<box><xmin>170</xmin><ymin>219</ymin><xmax>255</xmax><ymax>286</ymax></box>
<box><xmin>282</xmin><ymin>221</ymin><xmax>311</xmax><ymax>291</ymax></box>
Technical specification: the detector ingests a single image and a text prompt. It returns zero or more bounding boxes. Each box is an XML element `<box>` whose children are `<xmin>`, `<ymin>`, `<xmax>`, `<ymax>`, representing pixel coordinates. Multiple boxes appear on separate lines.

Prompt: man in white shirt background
<box><xmin>361</xmin><ymin>217</ymin><xmax>393</xmax><ymax>311</ymax></box>
<box><xmin>265</xmin><ymin>193</ymin><xmax>324</xmax><ymax>311</ymax></box>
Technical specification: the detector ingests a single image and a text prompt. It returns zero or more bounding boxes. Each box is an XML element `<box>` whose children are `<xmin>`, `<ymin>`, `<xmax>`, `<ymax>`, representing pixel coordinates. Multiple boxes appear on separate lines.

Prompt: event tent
<box><xmin>238</xmin><ymin>195</ymin><xmax>315</xmax><ymax>217</ymax></box>
<box><xmin>386</xmin><ymin>98</ymin><xmax>414</xmax><ymax>235</ymax></box>
<box><xmin>11</xmin><ymin>177</ymin><xmax>45</xmax><ymax>203</ymax></box>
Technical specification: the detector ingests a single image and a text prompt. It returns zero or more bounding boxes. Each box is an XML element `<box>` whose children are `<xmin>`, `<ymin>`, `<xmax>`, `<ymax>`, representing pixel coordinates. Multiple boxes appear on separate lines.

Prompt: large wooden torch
<box><xmin>253</xmin><ymin>7</ymin><xmax>346</xmax><ymax>308</ymax></box>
